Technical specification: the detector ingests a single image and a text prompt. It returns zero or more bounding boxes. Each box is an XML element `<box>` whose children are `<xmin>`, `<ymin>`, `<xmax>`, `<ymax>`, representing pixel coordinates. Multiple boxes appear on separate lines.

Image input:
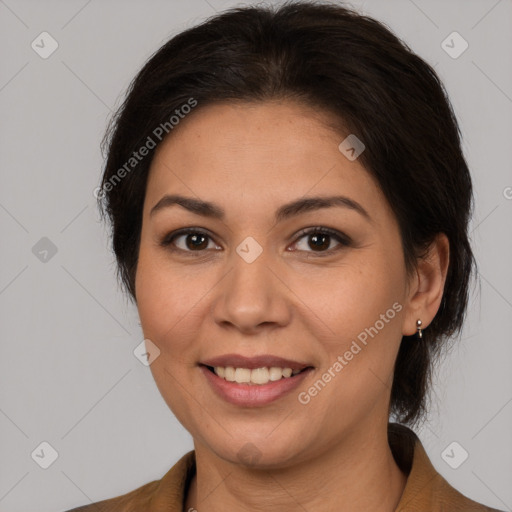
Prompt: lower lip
<box><xmin>200</xmin><ymin>366</ymin><xmax>313</xmax><ymax>407</ymax></box>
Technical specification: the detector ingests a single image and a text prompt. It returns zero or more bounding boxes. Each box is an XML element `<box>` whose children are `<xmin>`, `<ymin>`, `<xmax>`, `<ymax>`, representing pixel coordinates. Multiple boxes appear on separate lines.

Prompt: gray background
<box><xmin>0</xmin><ymin>0</ymin><xmax>511</xmax><ymax>510</ymax></box>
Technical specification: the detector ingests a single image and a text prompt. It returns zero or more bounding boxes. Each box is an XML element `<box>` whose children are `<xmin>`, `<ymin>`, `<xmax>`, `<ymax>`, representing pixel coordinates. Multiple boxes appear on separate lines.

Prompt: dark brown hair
<box><xmin>98</xmin><ymin>0</ymin><xmax>476</xmax><ymax>426</ymax></box>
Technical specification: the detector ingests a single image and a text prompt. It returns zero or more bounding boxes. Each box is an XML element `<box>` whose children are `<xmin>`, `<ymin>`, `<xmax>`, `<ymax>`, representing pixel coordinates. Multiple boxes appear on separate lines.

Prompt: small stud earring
<box><xmin>416</xmin><ymin>319</ymin><xmax>423</xmax><ymax>339</ymax></box>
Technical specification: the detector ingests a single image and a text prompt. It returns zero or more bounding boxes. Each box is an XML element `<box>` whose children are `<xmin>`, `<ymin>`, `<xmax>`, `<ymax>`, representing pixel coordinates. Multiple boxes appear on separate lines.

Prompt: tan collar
<box><xmin>147</xmin><ymin>423</ymin><xmax>501</xmax><ymax>511</ymax></box>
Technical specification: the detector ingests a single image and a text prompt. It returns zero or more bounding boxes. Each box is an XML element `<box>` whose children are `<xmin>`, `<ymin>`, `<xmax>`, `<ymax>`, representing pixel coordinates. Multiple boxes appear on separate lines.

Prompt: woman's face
<box><xmin>136</xmin><ymin>100</ymin><xmax>417</xmax><ymax>467</ymax></box>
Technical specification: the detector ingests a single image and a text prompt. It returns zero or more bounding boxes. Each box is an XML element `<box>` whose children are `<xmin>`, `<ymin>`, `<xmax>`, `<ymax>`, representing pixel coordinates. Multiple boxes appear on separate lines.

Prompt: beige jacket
<box><xmin>64</xmin><ymin>424</ymin><xmax>504</xmax><ymax>511</ymax></box>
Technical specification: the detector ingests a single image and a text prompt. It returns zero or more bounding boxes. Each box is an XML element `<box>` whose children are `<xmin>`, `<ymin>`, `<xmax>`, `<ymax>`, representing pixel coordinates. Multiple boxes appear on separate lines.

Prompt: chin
<box><xmin>194</xmin><ymin>420</ymin><xmax>317</xmax><ymax>469</ymax></box>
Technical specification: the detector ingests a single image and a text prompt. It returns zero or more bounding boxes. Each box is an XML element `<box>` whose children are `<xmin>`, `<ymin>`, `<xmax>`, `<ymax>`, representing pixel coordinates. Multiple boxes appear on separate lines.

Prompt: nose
<box><xmin>211</xmin><ymin>245</ymin><xmax>292</xmax><ymax>335</ymax></box>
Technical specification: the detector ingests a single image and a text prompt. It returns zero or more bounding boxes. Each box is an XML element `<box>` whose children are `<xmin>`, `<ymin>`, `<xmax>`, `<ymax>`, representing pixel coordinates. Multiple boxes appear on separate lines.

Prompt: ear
<box><xmin>402</xmin><ymin>233</ymin><xmax>450</xmax><ymax>336</ymax></box>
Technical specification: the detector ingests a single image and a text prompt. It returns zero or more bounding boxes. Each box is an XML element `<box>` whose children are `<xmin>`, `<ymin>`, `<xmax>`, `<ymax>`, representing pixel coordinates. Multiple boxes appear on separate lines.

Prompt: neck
<box><xmin>185</xmin><ymin>422</ymin><xmax>408</xmax><ymax>512</ymax></box>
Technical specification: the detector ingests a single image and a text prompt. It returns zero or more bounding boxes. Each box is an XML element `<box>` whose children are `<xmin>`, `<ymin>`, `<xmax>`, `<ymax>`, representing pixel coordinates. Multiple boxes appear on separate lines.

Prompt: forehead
<box><xmin>144</xmin><ymin>101</ymin><xmax>389</xmax><ymax>222</ymax></box>
<box><xmin>153</xmin><ymin>100</ymin><xmax>343</xmax><ymax>164</ymax></box>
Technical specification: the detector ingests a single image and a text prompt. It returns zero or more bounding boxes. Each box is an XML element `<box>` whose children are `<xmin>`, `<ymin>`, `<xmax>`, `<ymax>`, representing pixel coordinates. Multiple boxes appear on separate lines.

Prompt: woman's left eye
<box><xmin>291</xmin><ymin>227</ymin><xmax>351</xmax><ymax>256</ymax></box>
<box><xmin>160</xmin><ymin>226</ymin><xmax>351</xmax><ymax>256</ymax></box>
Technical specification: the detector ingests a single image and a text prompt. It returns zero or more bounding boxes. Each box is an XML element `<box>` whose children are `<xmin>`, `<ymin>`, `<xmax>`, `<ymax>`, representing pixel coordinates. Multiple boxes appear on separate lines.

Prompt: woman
<box><xmin>66</xmin><ymin>1</ymin><xmax>504</xmax><ymax>511</ymax></box>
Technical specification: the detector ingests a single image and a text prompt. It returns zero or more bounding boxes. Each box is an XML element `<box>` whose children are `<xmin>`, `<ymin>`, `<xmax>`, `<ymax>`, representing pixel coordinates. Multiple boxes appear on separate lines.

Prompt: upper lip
<box><xmin>200</xmin><ymin>354</ymin><xmax>312</xmax><ymax>371</ymax></box>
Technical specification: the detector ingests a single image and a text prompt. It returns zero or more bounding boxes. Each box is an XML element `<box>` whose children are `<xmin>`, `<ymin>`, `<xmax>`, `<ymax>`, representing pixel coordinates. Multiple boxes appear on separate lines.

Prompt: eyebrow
<box><xmin>149</xmin><ymin>193</ymin><xmax>372</xmax><ymax>223</ymax></box>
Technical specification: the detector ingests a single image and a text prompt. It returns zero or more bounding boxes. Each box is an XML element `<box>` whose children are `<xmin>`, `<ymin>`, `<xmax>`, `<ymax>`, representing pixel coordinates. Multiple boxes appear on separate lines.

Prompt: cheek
<box><xmin>136</xmin><ymin>246</ymin><xmax>198</xmax><ymax>332</ymax></box>
<box><xmin>135</xmin><ymin>251</ymin><xmax>205</xmax><ymax>427</ymax></box>
<box><xmin>303</xmin><ymin>255</ymin><xmax>403</xmax><ymax>336</ymax></box>
<box><xmin>304</xmin><ymin>253</ymin><xmax>405</xmax><ymax>388</ymax></box>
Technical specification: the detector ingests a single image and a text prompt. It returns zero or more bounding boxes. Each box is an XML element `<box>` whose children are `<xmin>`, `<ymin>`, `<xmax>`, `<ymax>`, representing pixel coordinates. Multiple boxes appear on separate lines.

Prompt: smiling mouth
<box><xmin>202</xmin><ymin>365</ymin><xmax>313</xmax><ymax>385</ymax></box>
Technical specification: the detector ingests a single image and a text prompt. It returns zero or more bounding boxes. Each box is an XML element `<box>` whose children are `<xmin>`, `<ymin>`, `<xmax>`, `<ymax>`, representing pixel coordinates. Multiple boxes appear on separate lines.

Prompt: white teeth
<box><xmin>269</xmin><ymin>367</ymin><xmax>283</xmax><ymax>381</ymax></box>
<box><xmin>234</xmin><ymin>368</ymin><xmax>251</xmax><ymax>383</ymax></box>
<box><xmin>212</xmin><ymin>366</ymin><xmax>302</xmax><ymax>385</ymax></box>
<box><xmin>224</xmin><ymin>366</ymin><xmax>236</xmax><ymax>381</ymax></box>
<box><xmin>251</xmin><ymin>367</ymin><xmax>269</xmax><ymax>384</ymax></box>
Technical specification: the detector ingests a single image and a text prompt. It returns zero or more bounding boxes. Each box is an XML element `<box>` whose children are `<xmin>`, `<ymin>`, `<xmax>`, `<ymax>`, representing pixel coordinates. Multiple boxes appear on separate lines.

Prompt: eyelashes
<box><xmin>160</xmin><ymin>228</ymin><xmax>219</xmax><ymax>253</ymax></box>
<box><xmin>290</xmin><ymin>226</ymin><xmax>352</xmax><ymax>255</ymax></box>
<box><xmin>159</xmin><ymin>226</ymin><xmax>353</xmax><ymax>258</ymax></box>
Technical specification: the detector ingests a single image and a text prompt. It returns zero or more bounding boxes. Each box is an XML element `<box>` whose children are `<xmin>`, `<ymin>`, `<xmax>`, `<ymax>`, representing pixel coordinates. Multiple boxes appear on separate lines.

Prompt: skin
<box><xmin>135</xmin><ymin>100</ymin><xmax>449</xmax><ymax>512</ymax></box>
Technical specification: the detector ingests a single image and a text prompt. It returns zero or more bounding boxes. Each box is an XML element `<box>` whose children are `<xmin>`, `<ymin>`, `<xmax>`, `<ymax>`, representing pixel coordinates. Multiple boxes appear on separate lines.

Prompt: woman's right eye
<box><xmin>160</xmin><ymin>228</ymin><xmax>221</xmax><ymax>254</ymax></box>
